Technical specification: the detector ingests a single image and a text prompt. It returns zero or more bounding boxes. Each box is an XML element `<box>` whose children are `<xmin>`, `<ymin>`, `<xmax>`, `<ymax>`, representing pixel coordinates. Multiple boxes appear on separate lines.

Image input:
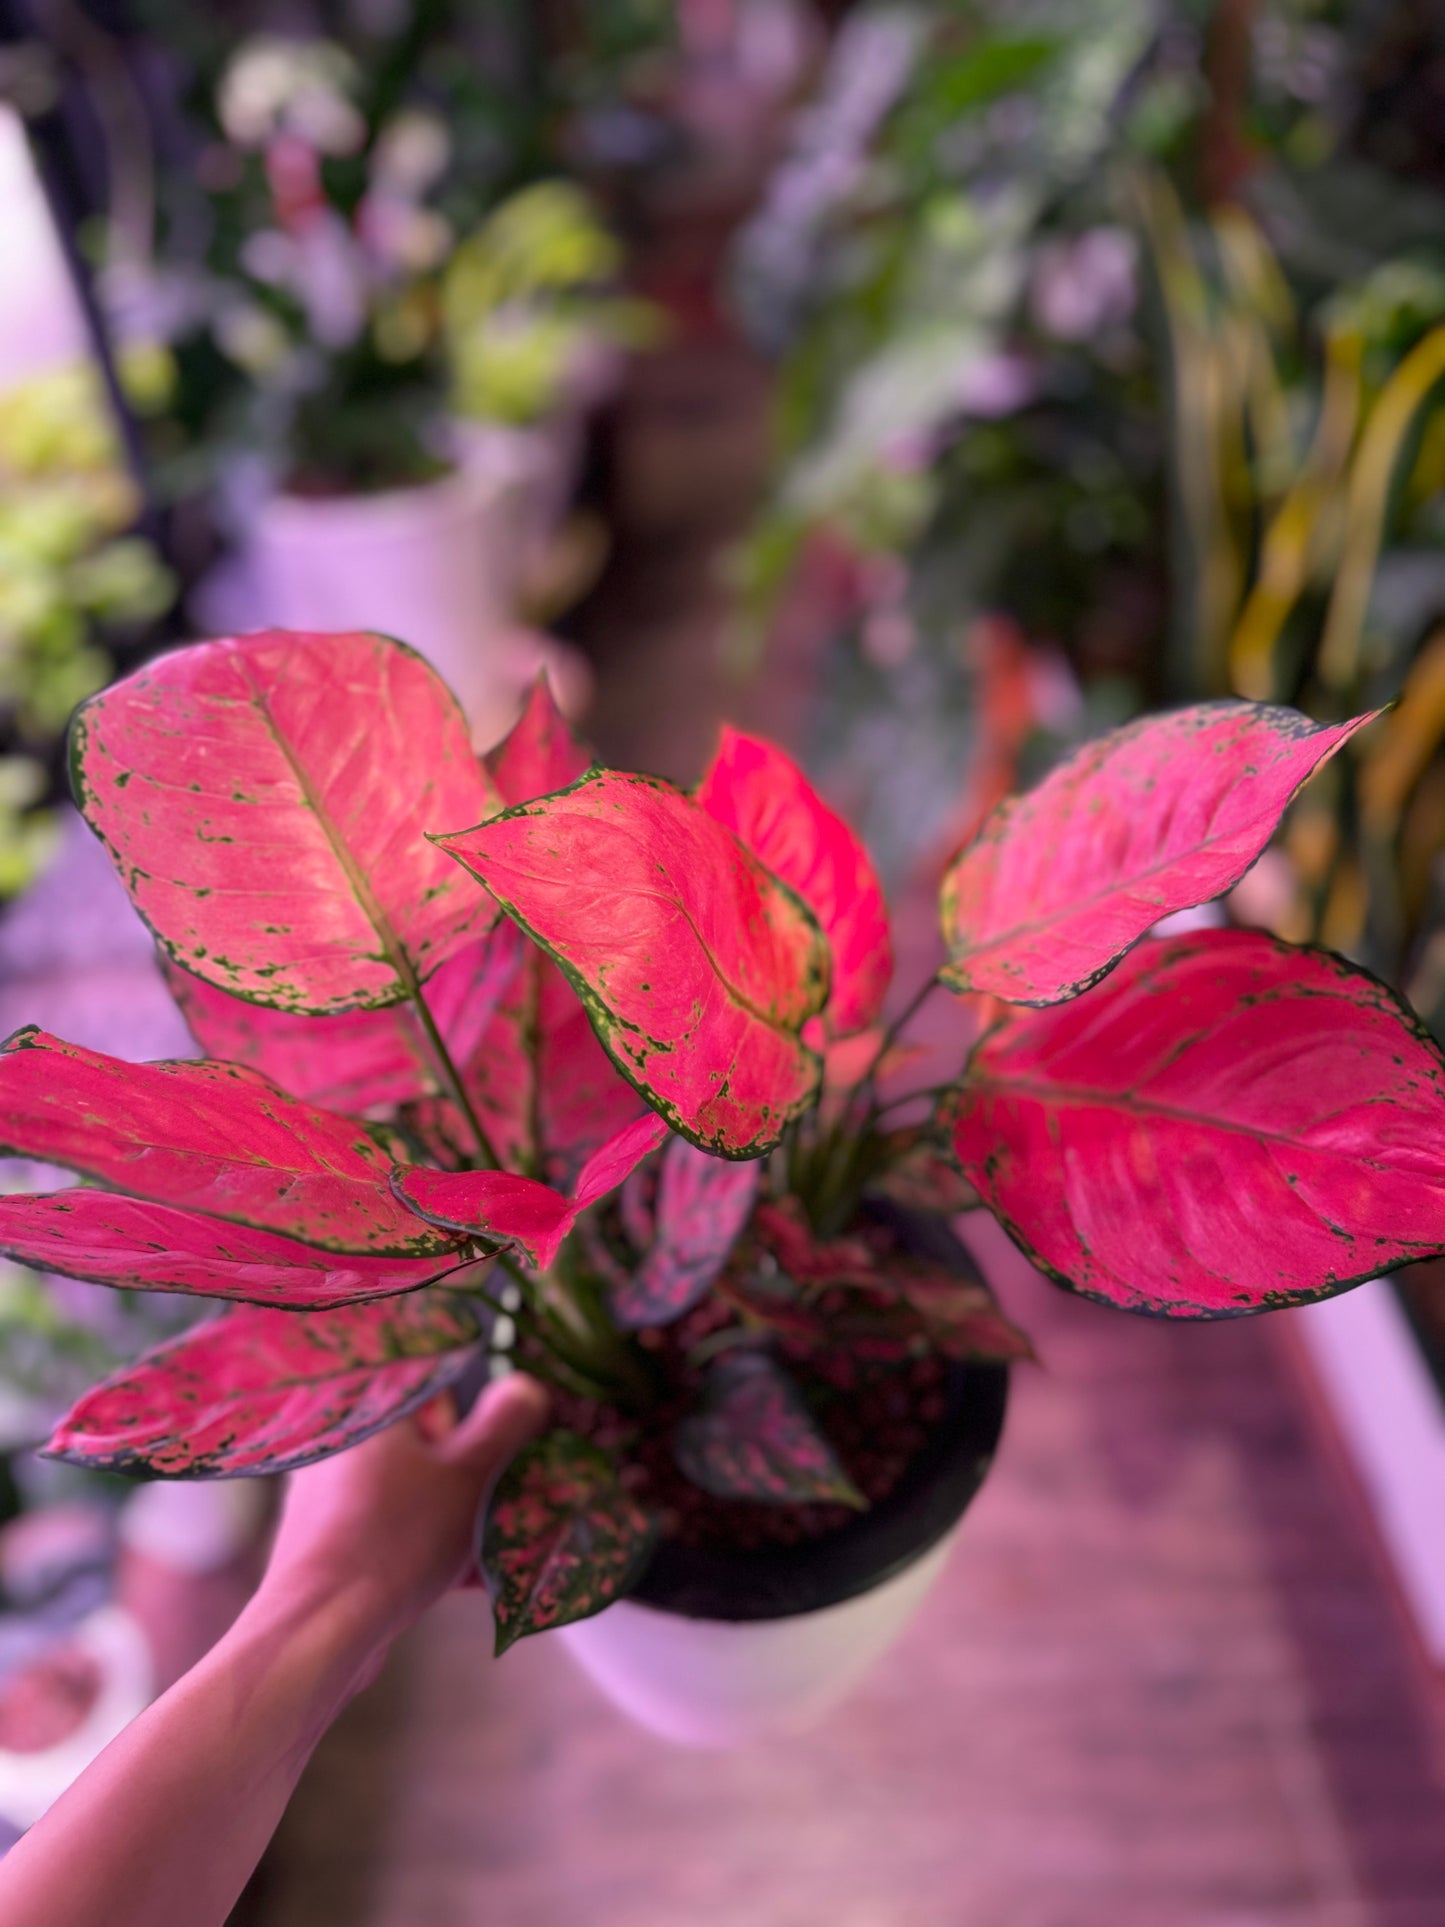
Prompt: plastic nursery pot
<box><xmin>555</xmin><ymin>1211</ymin><xmax>1009</xmax><ymax>1749</ymax></box>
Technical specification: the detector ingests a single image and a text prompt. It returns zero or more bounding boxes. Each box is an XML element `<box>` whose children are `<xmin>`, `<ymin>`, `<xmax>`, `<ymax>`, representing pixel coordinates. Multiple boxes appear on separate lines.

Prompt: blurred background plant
<box><xmin>0</xmin><ymin>350</ymin><xmax>175</xmax><ymax>902</ymax></box>
<box><xmin>117</xmin><ymin>2</ymin><xmax>674</xmax><ymax>501</ymax></box>
<box><xmin>730</xmin><ymin>0</ymin><xmax>1445</xmax><ymax>907</ymax></box>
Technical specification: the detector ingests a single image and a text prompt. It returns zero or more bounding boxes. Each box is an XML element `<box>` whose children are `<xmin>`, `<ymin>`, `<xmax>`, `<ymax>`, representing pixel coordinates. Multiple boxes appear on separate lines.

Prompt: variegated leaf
<box><xmin>940</xmin><ymin>702</ymin><xmax>1378</xmax><ymax>1005</ymax></box>
<box><xmin>0</xmin><ymin>1028</ymin><xmax>449</xmax><ymax>1255</ymax></box>
<box><xmin>695</xmin><ymin>727</ymin><xmax>892</xmax><ymax>1036</ymax></box>
<box><xmin>609</xmin><ymin>1137</ymin><xmax>760</xmax><ymax>1330</ymax></box>
<box><xmin>71</xmin><ymin>629</ymin><xmax>502</xmax><ymax>1014</ymax></box>
<box><xmin>949</xmin><ymin>928</ymin><xmax>1445</xmax><ymax>1315</ymax></box>
<box><xmin>481</xmin><ymin>1429</ymin><xmax>657</xmax><ymax>1653</ymax></box>
<box><xmin>674</xmin><ymin>1351</ymin><xmax>864</xmax><ymax>1506</ymax></box>
<box><xmin>0</xmin><ymin>1190</ymin><xmax>474</xmax><ymax>1309</ymax></box>
<box><xmin>430</xmin><ymin>771</ymin><xmax>829</xmax><ymax>1157</ymax></box>
<box><xmin>45</xmin><ymin>1291</ymin><xmax>482</xmax><ymax>1476</ymax></box>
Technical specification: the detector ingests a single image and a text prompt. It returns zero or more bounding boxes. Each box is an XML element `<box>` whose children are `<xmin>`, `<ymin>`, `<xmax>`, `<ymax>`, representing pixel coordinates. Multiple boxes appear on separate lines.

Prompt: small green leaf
<box><xmin>481</xmin><ymin>1429</ymin><xmax>656</xmax><ymax>1654</ymax></box>
<box><xmin>674</xmin><ymin>1352</ymin><xmax>865</xmax><ymax>1508</ymax></box>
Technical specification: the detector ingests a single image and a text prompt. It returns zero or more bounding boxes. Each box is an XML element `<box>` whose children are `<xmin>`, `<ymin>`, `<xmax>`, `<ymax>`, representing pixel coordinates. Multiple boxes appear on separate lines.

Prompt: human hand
<box><xmin>256</xmin><ymin>1373</ymin><xmax>549</xmax><ymax>1667</ymax></box>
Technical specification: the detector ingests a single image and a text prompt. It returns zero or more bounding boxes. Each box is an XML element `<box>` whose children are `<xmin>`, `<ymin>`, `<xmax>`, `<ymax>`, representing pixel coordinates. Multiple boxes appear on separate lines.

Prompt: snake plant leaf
<box><xmin>393</xmin><ymin>1113</ymin><xmax>669</xmax><ymax>1269</ymax></box>
<box><xmin>44</xmin><ymin>1290</ymin><xmax>483</xmax><ymax>1476</ymax></box>
<box><xmin>0</xmin><ymin>1191</ymin><xmax>474</xmax><ymax>1310</ymax></box>
<box><xmin>948</xmin><ymin>929</ymin><xmax>1445</xmax><ymax>1316</ymax></box>
<box><xmin>0</xmin><ymin>1028</ymin><xmax>452</xmax><ymax>1256</ymax></box>
<box><xmin>484</xmin><ymin>672</ymin><xmax>594</xmax><ymax>804</ymax></box>
<box><xmin>695</xmin><ymin>727</ymin><xmax>892</xmax><ymax>1036</ymax></box>
<box><xmin>70</xmin><ymin>629</ymin><xmax>502</xmax><ymax>1015</ymax></box>
<box><xmin>162</xmin><ymin>930</ymin><xmax>521</xmax><ymax>1114</ymax></box>
<box><xmin>481</xmin><ymin>1429</ymin><xmax>657</xmax><ymax>1654</ymax></box>
<box><xmin>674</xmin><ymin>1351</ymin><xmax>864</xmax><ymax>1507</ymax></box>
<box><xmin>431</xmin><ymin>771</ymin><xmax>830</xmax><ymax>1157</ymax></box>
<box><xmin>608</xmin><ymin>1136</ymin><xmax>760</xmax><ymax>1330</ymax></box>
<box><xmin>940</xmin><ymin>701</ymin><xmax>1378</xmax><ymax>1005</ymax></box>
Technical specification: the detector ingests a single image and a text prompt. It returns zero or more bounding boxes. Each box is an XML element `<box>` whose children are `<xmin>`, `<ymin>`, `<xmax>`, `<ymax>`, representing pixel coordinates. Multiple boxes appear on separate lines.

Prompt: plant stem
<box><xmin>406</xmin><ymin>974</ymin><xmax>501</xmax><ymax>1169</ymax></box>
<box><xmin>857</xmin><ymin>973</ymin><xmax>944</xmax><ymax>1099</ymax></box>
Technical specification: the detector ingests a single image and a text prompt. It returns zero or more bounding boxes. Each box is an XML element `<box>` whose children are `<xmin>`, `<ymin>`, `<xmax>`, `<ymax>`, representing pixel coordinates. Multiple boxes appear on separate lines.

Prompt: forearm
<box><xmin>0</xmin><ymin>1576</ymin><xmax>383</xmax><ymax>1927</ymax></box>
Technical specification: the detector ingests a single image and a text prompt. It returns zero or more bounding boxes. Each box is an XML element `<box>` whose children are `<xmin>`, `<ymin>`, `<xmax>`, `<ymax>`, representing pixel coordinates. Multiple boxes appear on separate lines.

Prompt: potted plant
<box><xmin>163</xmin><ymin>30</ymin><xmax>649</xmax><ymax>739</ymax></box>
<box><xmin>0</xmin><ymin>628</ymin><xmax>1441</xmax><ymax>1747</ymax></box>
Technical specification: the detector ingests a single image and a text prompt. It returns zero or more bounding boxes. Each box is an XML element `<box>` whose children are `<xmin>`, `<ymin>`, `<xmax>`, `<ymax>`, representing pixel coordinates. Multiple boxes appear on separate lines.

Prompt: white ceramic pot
<box><xmin>556</xmin><ymin>1521</ymin><xmax>962</xmax><ymax>1748</ymax></box>
<box><xmin>200</xmin><ymin>464</ymin><xmax>589</xmax><ymax>746</ymax></box>
<box><xmin>549</xmin><ymin>1207</ymin><xmax>1009</xmax><ymax>1749</ymax></box>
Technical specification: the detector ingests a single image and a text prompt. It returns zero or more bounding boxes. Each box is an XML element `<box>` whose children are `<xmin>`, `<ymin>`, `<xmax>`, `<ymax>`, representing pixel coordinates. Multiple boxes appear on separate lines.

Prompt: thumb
<box><xmin>443</xmin><ymin>1371</ymin><xmax>550</xmax><ymax>1481</ymax></box>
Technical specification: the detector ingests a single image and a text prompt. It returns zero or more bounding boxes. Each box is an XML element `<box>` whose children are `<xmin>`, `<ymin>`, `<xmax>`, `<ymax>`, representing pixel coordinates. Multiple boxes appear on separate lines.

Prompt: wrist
<box><xmin>230</xmin><ymin>1563</ymin><xmax>397</xmax><ymax>1712</ymax></box>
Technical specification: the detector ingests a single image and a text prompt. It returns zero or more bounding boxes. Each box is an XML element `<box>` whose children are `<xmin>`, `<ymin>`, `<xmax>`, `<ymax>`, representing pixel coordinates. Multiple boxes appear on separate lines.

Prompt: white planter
<box><xmin>544</xmin><ymin>1206</ymin><xmax>1009</xmax><ymax>1751</ymax></box>
<box><xmin>199</xmin><ymin>462</ymin><xmax>589</xmax><ymax>747</ymax></box>
<box><xmin>556</xmin><ymin>1521</ymin><xmax>960</xmax><ymax>1748</ymax></box>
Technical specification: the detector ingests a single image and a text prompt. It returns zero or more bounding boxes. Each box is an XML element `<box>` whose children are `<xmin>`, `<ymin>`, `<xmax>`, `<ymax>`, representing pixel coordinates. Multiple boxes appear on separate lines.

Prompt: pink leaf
<box><xmin>609</xmin><ymin>1137</ymin><xmax>760</xmax><ymax>1329</ymax></box>
<box><xmin>696</xmin><ymin>728</ymin><xmax>892</xmax><ymax>1035</ymax></box>
<box><xmin>484</xmin><ymin>674</ymin><xmax>593</xmax><ymax>805</ymax></box>
<box><xmin>431</xmin><ymin>771</ymin><xmax>829</xmax><ymax>1156</ymax></box>
<box><xmin>949</xmin><ymin>928</ymin><xmax>1445</xmax><ymax>1316</ymax></box>
<box><xmin>481</xmin><ymin>1430</ymin><xmax>656</xmax><ymax>1653</ymax></box>
<box><xmin>940</xmin><ymin>702</ymin><xmax>1379</xmax><ymax>1005</ymax></box>
<box><xmin>0</xmin><ymin>1028</ymin><xmax>450</xmax><ymax>1255</ymax></box>
<box><xmin>674</xmin><ymin>1351</ymin><xmax>864</xmax><ymax>1506</ymax></box>
<box><xmin>0</xmin><ymin>1191</ymin><xmax>472</xmax><ymax>1309</ymax></box>
<box><xmin>162</xmin><ymin>929</ymin><xmax>521</xmax><ymax>1113</ymax></box>
<box><xmin>45</xmin><ymin>1292</ymin><xmax>482</xmax><ymax>1476</ymax></box>
<box><xmin>392</xmin><ymin>1113</ymin><xmax>669</xmax><ymax>1270</ymax></box>
<box><xmin>753</xmin><ymin>1198</ymin><xmax>878</xmax><ymax>1288</ymax></box>
<box><xmin>71</xmin><ymin>630</ymin><xmax>502</xmax><ymax>1014</ymax></box>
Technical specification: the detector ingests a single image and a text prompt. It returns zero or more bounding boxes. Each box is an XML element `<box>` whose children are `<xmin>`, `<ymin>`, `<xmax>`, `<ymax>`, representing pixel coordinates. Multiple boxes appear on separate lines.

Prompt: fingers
<box><xmin>441</xmin><ymin>1372</ymin><xmax>549</xmax><ymax>1479</ymax></box>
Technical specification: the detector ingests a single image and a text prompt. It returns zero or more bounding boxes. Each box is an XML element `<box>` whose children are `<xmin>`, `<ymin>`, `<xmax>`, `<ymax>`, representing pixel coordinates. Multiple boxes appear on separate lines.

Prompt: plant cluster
<box><xmin>0</xmin><ymin>355</ymin><xmax>176</xmax><ymax>899</ymax></box>
<box><xmin>123</xmin><ymin>2</ymin><xmax>672</xmax><ymax>498</ymax></box>
<box><xmin>0</xmin><ymin>630</ymin><xmax>1442</xmax><ymax>1647</ymax></box>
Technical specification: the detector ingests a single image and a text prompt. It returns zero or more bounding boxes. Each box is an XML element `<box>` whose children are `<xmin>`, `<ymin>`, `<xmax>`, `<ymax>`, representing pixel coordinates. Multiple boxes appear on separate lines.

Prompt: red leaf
<box><xmin>949</xmin><ymin>929</ymin><xmax>1445</xmax><ymax>1316</ymax></box>
<box><xmin>0</xmin><ymin>1191</ymin><xmax>471</xmax><ymax>1309</ymax></box>
<box><xmin>696</xmin><ymin>728</ymin><xmax>892</xmax><ymax>1036</ymax></box>
<box><xmin>45</xmin><ymin>1291</ymin><xmax>482</xmax><ymax>1475</ymax></box>
<box><xmin>481</xmin><ymin>1430</ymin><xmax>656</xmax><ymax>1653</ymax></box>
<box><xmin>879</xmin><ymin>1259</ymin><xmax>1034</xmax><ymax>1362</ymax></box>
<box><xmin>163</xmin><ymin>930</ymin><xmax>521</xmax><ymax>1113</ymax></box>
<box><xmin>753</xmin><ymin>1198</ymin><xmax>877</xmax><ymax>1288</ymax></box>
<box><xmin>674</xmin><ymin>1351</ymin><xmax>864</xmax><ymax>1506</ymax></box>
<box><xmin>393</xmin><ymin>1113</ymin><xmax>669</xmax><ymax>1269</ymax></box>
<box><xmin>484</xmin><ymin>674</ymin><xmax>593</xmax><ymax>805</ymax></box>
<box><xmin>940</xmin><ymin>702</ymin><xmax>1379</xmax><ymax>1005</ymax></box>
<box><xmin>609</xmin><ymin>1137</ymin><xmax>760</xmax><ymax>1329</ymax></box>
<box><xmin>71</xmin><ymin>630</ymin><xmax>502</xmax><ymax>1015</ymax></box>
<box><xmin>431</xmin><ymin>771</ymin><xmax>829</xmax><ymax>1156</ymax></box>
<box><xmin>0</xmin><ymin>1028</ymin><xmax>449</xmax><ymax>1255</ymax></box>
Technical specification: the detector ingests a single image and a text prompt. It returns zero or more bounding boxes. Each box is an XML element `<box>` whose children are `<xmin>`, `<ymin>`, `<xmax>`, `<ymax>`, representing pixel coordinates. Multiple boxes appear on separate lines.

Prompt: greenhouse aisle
<box><xmin>241</xmin><ymin>343</ymin><xmax>1445</xmax><ymax>1927</ymax></box>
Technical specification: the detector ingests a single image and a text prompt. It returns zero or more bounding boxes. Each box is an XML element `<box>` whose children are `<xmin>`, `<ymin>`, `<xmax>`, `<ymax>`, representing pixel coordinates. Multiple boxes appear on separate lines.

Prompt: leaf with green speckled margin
<box><xmin>695</xmin><ymin>727</ymin><xmax>893</xmax><ymax>1037</ymax></box>
<box><xmin>44</xmin><ymin>1290</ymin><xmax>483</xmax><ymax>1477</ymax></box>
<box><xmin>481</xmin><ymin>1429</ymin><xmax>657</xmax><ymax>1653</ymax></box>
<box><xmin>393</xmin><ymin>1113</ymin><xmax>669</xmax><ymax>1269</ymax></box>
<box><xmin>69</xmin><ymin>629</ymin><xmax>502</xmax><ymax>1016</ymax></box>
<box><xmin>162</xmin><ymin>927</ymin><xmax>522</xmax><ymax>1115</ymax></box>
<box><xmin>430</xmin><ymin>770</ymin><xmax>830</xmax><ymax>1158</ymax></box>
<box><xmin>940</xmin><ymin>701</ymin><xmax>1380</xmax><ymax>1006</ymax></box>
<box><xmin>0</xmin><ymin>1191</ymin><xmax>478</xmax><ymax>1309</ymax></box>
<box><xmin>674</xmin><ymin>1351</ymin><xmax>865</xmax><ymax>1507</ymax></box>
<box><xmin>946</xmin><ymin>927</ymin><xmax>1445</xmax><ymax>1317</ymax></box>
<box><xmin>0</xmin><ymin>1027</ymin><xmax>456</xmax><ymax>1256</ymax></box>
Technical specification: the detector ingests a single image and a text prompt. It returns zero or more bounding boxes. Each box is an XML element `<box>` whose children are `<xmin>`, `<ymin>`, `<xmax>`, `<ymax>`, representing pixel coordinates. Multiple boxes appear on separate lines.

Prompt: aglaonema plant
<box><xmin>2</xmin><ymin>628</ymin><xmax>1444</xmax><ymax>1651</ymax></box>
